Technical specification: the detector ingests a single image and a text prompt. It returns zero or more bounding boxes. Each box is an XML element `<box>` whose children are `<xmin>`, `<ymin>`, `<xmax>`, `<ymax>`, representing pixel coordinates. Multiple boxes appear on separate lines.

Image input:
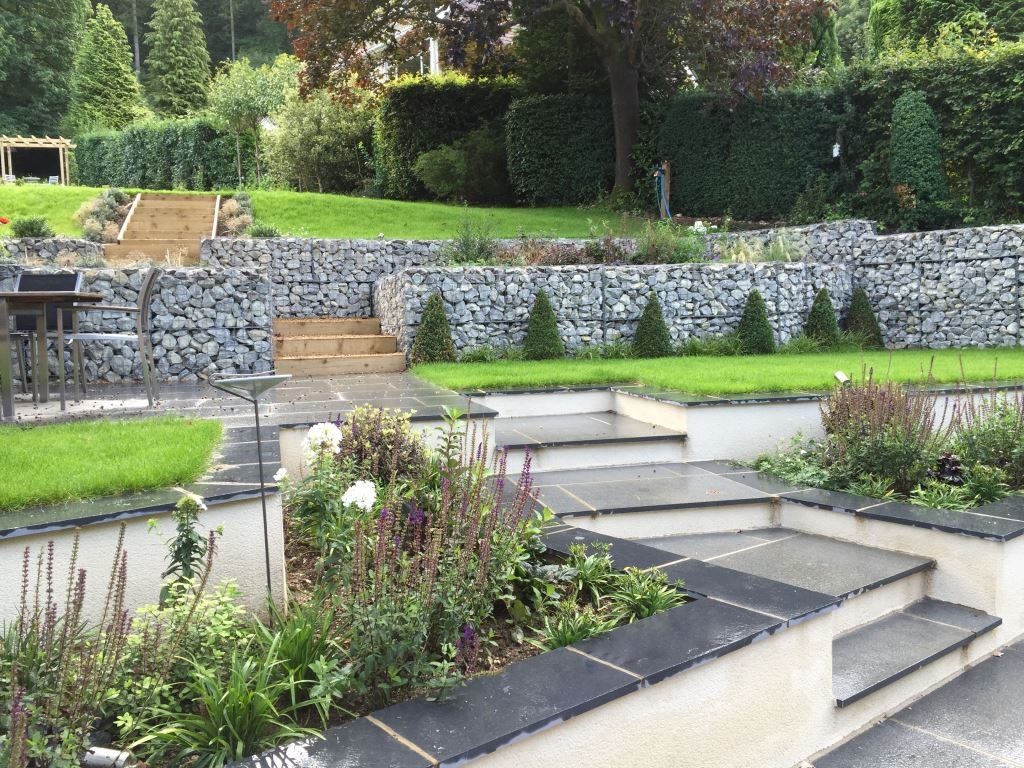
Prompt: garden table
<box><xmin>0</xmin><ymin>291</ymin><xmax>105</xmax><ymax>421</ymax></box>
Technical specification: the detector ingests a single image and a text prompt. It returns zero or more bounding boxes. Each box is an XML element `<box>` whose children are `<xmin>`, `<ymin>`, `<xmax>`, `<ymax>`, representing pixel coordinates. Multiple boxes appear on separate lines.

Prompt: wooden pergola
<box><xmin>0</xmin><ymin>136</ymin><xmax>75</xmax><ymax>185</ymax></box>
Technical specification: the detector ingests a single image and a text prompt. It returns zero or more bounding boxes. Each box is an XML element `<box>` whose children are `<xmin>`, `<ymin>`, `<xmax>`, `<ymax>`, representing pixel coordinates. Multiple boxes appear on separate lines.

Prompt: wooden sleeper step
<box><xmin>275</xmin><ymin>334</ymin><xmax>398</xmax><ymax>357</ymax></box>
<box><xmin>276</xmin><ymin>352</ymin><xmax>407</xmax><ymax>376</ymax></box>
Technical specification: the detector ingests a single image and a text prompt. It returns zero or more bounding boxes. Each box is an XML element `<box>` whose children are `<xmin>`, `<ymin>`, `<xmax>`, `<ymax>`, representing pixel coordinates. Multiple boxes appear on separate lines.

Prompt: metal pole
<box><xmin>253</xmin><ymin>398</ymin><xmax>273</xmax><ymax>598</ymax></box>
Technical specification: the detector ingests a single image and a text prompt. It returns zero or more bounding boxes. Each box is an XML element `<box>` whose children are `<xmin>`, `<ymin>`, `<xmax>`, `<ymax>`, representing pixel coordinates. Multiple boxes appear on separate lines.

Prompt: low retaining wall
<box><xmin>2</xmin><ymin>237</ymin><xmax>104</xmax><ymax>265</ymax></box>
<box><xmin>375</xmin><ymin>262</ymin><xmax>853</xmax><ymax>353</ymax></box>
<box><xmin>0</xmin><ymin>265</ymin><xmax>272</xmax><ymax>383</ymax></box>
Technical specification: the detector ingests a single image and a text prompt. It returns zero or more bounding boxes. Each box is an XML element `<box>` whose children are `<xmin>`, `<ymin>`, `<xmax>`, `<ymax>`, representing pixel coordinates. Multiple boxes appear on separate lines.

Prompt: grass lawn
<box><xmin>0</xmin><ymin>185</ymin><xmax>641</xmax><ymax>240</ymax></box>
<box><xmin>0</xmin><ymin>416</ymin><xmax>223</xmax><ymax>512</ymax></box>
<box><xmin>415</xmin><ymin>348</ymin><xmax>1024</xmax><ymax>394</ymax></box>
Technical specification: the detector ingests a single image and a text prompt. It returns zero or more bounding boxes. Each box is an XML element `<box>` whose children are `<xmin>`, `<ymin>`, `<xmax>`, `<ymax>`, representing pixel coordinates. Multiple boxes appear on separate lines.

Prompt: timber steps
<box><xmin>104</xmin><ymin>193</ymin><xmax>216</xmax><ymax>265</ymax></box>
<box><xmin>274</xmin><ymin>318</ymin><xmax>406</xmax><ymax>376</ymax></box>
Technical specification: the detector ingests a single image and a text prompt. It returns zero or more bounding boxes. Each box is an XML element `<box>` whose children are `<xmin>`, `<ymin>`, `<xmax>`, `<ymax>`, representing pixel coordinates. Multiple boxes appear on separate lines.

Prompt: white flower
<box><xmin>342</xmin><ymin>480</ymin><xmax>377</xmax><ymax>513</ymax></box>
<box><xmin>301</xmin><ymin>422</ymin><xmax>343</xmax><ymax>468</ymax></box>
<box><xmin>273</xmin><ymin>467</ymin><xmax>289</xmax><ymax>483</ymax></box>
<box><xmin>689</xmin><ymin>220</ymin><xmax>709</xmax><ymax>235</ymax></box>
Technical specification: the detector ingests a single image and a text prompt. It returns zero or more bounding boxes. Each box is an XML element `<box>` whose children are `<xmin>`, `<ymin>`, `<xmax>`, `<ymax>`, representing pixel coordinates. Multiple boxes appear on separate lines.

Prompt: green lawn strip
<box><xmin>0</xmin><ymin>185</ymin><xmax>642</xmax><ymax>240</ymax></box>
<box><xmin>0</xmin><ymin>416</ymin><xmax>223</xmax><ymax>511</ymax></box>
<box><xmin>414</xmin><ymin>348</ymin><xmax>1024</xmax><ymax>394</ymax></box>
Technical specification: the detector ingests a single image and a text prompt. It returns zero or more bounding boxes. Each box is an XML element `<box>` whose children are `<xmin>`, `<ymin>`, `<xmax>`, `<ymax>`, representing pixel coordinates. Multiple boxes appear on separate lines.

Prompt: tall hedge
<box><xmin>76</xmin><ymin>119</ymin><xmax>254</xmax><ymax>189</ymax></box>
<box><xmin>505</xmin><ymin>94</ymin><xmax>616</xmax><ymax>205</ymax></box>
<box><xmin>658</xmin><ymin>90</ymin><xmax>847</xmax><ymax>220</ymax></box>
<box><xmin>373</xmin><ymin>75</ymin><xmax>520</xmax><ymax>200</ymax></box>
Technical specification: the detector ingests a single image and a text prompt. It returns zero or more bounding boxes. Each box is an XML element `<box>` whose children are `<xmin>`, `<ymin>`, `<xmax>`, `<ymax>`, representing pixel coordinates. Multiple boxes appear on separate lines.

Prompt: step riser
<box><xmin>121</xmin><ymin>230</ymin><xmax>211</xmax><ymax>240</ymax></box>
<box><xmin>128</xmin><ymin>219</ymin><xmax>214</xmax><ymax>230</ymax></box>
<box><xmin>275</xmin><ymin>336</ymin><xmax>398</xmax><ymax>357</ymax></box>
<box><xmin>275</xmin><ymin>319</ymin><xmax>382</xmax><ymax>336</ymax></box>
<box><xmin>134</xmin><ymin>194</ymin><xmax>215</xmax><ymax>203</ymax></box>
<box><xmin>502</xmin><ymin>440</ymin><xmax>687</xmax><ymax>475</ymax></box>
<box><xmin>276</xmin><ymin>353</ymin><xmax>406</xmax><ymax>376</ymax></box>
<box><xmin>831</xmin><ymin>571</ymin><xmax>928</xmax><ymax>636</ymax></box>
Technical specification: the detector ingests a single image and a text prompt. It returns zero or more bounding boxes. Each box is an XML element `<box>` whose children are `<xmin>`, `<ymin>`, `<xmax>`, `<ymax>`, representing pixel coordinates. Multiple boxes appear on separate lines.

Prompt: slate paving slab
<box><xmin>636</xmin><ymin>529</ymin><xmax>794</xmax><ymax>560</ymax></box>
<box><xmin>494</xmin><ymin>412</ymin><xmax>685</xmax><ymax>448</ymax></box>
<box><xmin>815</xmin><ymin>719</ymin><xmax>1012</xmax><ymax>768</ymax></box>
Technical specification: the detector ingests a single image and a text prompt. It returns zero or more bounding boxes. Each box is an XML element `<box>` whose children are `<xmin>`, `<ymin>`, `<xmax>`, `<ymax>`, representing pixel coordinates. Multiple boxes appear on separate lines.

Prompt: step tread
<box><xmin>495</xmin><ymin>411</ymin><xmax>686</xmax><ymax>449</ymax></box>
<box><xmin>277</xmin><ymin>352</ymin><xmax>405</xmax><ymax>361</ymax></box>
<box><xmin>833</xmin><ymin>598</ymin><xmax>1001</xmax><ymax>707</ymax></box>
<box><xmin>273</xmin><ymin>334</ymin><xmax>396</xmax><ymax>340</ymax></box>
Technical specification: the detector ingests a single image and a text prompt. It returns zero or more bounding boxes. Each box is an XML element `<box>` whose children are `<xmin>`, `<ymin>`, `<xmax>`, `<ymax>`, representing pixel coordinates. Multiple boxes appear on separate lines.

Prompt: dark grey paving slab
<box><xmin>236</xmin><ymin>716</ymin><xmax>432</xmax><ymax>768</ymax></box>
<box><xmin>972</xmin><ymin>495</ymin><xmax>1024</xmax><ymax>523</ymax></box>
<box><xmin>721</xmin><ymin>471</ymin><xmax>805</xmax><ymax>495</ymax></box>
<box><xmin>815</xmin><ymin>720</ymin><xmax>1012</xmax><ymax>768</ymax></box>
<box><xmin>526</xmin><ymin>463</ymin><xmax>710</xmax><ymax>487</ymax></box>
<box><xmin>564</xmin><ymin>473</ymin><xmax>770</xmax><ymax>514</ymax></box>
<box><xmin>833</xmin><ymin>612</ymin><xmax>973</xmax><ymax>707</ymax></box>
<box><xmin>494</xmin><ymin>412</ymin><xmax>685</xmax><ymax>448</ymax></box>
<box><xmin>893</xmin><ymin>645</ymin><xmax>1024</xmax><ymax>763</ymax></box>
<box><xmin>530</xmin><ymin>485</ymin><xmax>593</xmax><ymax>515</ymax></box>
<box><xmin>661</xmin><ymin>559</ymin><xmax>838</xmax><ymax>622</ymax></box>
<box><xmin>904</xmin><ymin>598</ymin><xmax>1002</xmax><ymax>635</ymax></box>
<box><xmin>636</xmin><ymin>530</ymin><xmax>787</xmax><ymax>560</ymax></box>
<box><xmin>710</xmin><ymin>533</ymin><xmax>933</xmax><ymax>598</ymax></box>
<box><xmin>573</xmin><ymin>598</ymin><xmax>781</xmax><ymax>684</ymax></box>
<box><xmin>543</xmin><ymin>528</ymin><xmax>685</xmax><ymax>570</ymax></box>
<box><xmin>611</xmin><ymin>386</ymin><xmax>726</xmax><ymax>405</ymax></box>
<box><xmin>782</xmin><ymin>487</ymin><xmax>891</xmax><ymax>512</ymax></box>
<box><xmin>862</xmin><ymin>501</ymin><xmax>1024</xmax><ymax>541</ymax></box>
<box><xmin>373</xmin><ymin>647</ymin><xmax>639</xmax><ymax>766</ymax></box>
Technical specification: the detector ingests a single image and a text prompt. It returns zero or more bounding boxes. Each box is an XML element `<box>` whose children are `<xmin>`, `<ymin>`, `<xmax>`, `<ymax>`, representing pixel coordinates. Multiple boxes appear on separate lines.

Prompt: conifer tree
<box><xmin>523</xmin><ymin>290</ymin><xmax>565</xmax><ymax>360</ymax></box>
<box><xmin>144</xmin><ymin>0</ymin><xmax>211</xmax><ymax>116</ymax></box>
<box><xmin>411</xmin><ymin>292</ymin><xmax>457</xmax><ymax>364</ymax></box>
<box><xmin>633</xmin><ymin>293</ymin><xmax>674</xmax><ymax>358</ymax></box>
<box><xmin>67</xmin><ymin>5</ymin><xmax>145</xmax><ymax>134</ymax></box>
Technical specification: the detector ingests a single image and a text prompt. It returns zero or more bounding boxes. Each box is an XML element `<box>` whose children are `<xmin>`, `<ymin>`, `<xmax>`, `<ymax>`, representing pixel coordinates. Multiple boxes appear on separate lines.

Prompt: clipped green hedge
<box><xmin>658</xmin><ymin>91</ymin><xmax>846</xmax><ymax>221</ymax></box>
<box><xmin>505</xmin><ymin>94</ymin><xmax>615</xmax><ymax>205</ymax></box>
<box><xmin>75</xmin><ymin>119</ymin><xmax>254</xmax><ymax>190</ymax></box>
<box><xmin>373</xmin><ymin>75</ymin><xmax>520</xmax><ymax>200</ymax></box>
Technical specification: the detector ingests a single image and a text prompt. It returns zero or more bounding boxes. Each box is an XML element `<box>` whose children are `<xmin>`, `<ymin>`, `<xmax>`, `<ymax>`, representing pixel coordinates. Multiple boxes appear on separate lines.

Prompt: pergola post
<box><xmin>0</xmin><ymin>136</ymin><xmax>76</xmax><ymax>184</ymax></box>
<box><xmin>0</xmin><ymin>139</ymin><xmax>6</xmax><ymax>178</ymax></box>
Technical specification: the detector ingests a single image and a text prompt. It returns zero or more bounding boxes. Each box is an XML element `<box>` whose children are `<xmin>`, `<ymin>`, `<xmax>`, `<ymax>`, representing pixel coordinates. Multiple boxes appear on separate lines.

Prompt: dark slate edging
<box><xmin>277</xmin><ymin>405</ymin><xmax>497</xmax><ymax>430</ymax></box>
<box><xmin>236</xmin><ymin>524</ymin><xmax>838</xmax><ymax>767</ymax></box>
<box><xmin>0</xmin><ymin>425</ymin><xmax>279</xmax><ymax>541</ymax></box>
<box><xmin>498</xmin><ymin>431</ymin><xmax>687</xmax><ymax>451</ymax></box>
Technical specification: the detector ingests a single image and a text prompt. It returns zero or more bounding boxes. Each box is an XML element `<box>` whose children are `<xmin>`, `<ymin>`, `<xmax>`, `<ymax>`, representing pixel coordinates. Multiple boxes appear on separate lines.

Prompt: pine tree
<box><xmin>737</xmin><ymin>290</ymin><xmax>776</xmax><ymax>355</ymax></box>
<box><xmin>411</xmin><ymin>293</ymin><xmax>457</xmax><ymax>364</ymax></box>
<box><xmin>66</xmin><ymin>5</ymin><xmax>145</xmax><ymax>135</ymax></box>
<box><xmin>523</xmin><ymin>290</ymin><xmax>565</xmax><ymax>360</ymax></box>
<box><xmin>0</xmin><ymin>0</ymin><xmax>91</xmax><ymax>135</ymax></box>
<box><xmin>144</xmin><ymin>0</ymin><xmax>211</xmax><ymax>116</ymax></box>
<box><xmin>633</xmin><ymin>293</ymin><xmax>673</xmax><ymax>358</ymax></box>
<box><xmin>845</xmin><ymin>288</ymin><xmax>885</xmax><ymax>348</ymax></box>
<box><xmin>804</xmin><ymin>288</ymin><xmax>841</xmax><ymax>347</ymax></box>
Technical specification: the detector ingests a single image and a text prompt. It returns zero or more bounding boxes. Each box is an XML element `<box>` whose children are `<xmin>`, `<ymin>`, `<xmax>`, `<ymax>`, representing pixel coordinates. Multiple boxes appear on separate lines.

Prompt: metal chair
<box><xmin>12</xmin><ymin>271</ymin><xmax>83</xmax><ymax>402</ymax></box>
<box><xmin>63</xmin><ymin>268</ymin><xmax>164</xmax><ymax>408</ymax></box>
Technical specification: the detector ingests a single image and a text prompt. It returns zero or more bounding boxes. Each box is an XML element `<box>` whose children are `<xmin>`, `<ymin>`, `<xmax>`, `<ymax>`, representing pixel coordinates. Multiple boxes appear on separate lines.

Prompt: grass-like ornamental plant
<box><xmin>632</xmin><ymin>292</ymin><xmax>673</xmax><ymax>358</ymax></box>
<box><xmin>411</xmin><ymin>292</ymin><xmax>457</xmax><ymax>364</ymax></box>
<box><xmin>804</xmin><ymin>288</ymin><xmax>840</xmax><ymax>347</ymax></box>
<box><xmin>845</xmin><ymin>288</ymin><xmax>885</xmax><ymax>349</ymax></box>
<box><xmin>737</xmin><ymin>289</ymin><xmax>776</xmax><ymax>354</ymax></box>
<box><xmin>523</xmin><ymin>289</ymin><xmax>565</xmax><ymax>360</ymax></box>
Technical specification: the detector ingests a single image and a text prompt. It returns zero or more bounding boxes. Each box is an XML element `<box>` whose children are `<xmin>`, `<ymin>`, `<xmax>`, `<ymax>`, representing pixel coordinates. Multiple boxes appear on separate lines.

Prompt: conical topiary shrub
<box><xmin>804</xmin><ymin>288</ymin><xmax>840</xmax><ymax>347</ymax></box>
<box><xmin>633</xmin><ymin>292</ymin><xmax>673</xmax><ymax>358</ymax></box>
<box><xmin>737</xmin><ymin>289</ymin><xmax>776</xmax><ymax>354</ymax></box>
<box><xmin>411</xmin><ymin>292</ymin><xmax>457</xmax><ymax>364</ymax></box>
<box><xmin>845</xmin><ymin>287</ymin><xmax>885</xmax><ymax>349</ymax></box>
<box><xmin>523</xmin><ymin>290</ymin><xmax>565</xmax><ymax>360</ymax></box>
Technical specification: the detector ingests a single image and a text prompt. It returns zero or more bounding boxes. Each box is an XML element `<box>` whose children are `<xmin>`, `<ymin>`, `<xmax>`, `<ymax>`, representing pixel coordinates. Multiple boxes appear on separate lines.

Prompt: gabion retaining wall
<box><xmin>375</xmin><ymin>262</ymin><xmax>853</xmax><ymax>352</ymax></box>
<box><xmin>2</xmin><ymin>237</ymin><xmax>104</xmax><ymax>265</ymax></box>
<box><xmin>0</xmin><ymin>265</ymin><xmax>272</xmax><ymax>383</ymax></box>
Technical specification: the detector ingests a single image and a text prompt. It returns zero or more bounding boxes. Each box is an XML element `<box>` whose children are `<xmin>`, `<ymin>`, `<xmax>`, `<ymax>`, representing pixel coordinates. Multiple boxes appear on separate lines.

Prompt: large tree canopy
<box><xmin>144</xmin><ymin>0</ymin><xmax>211</xmax><ymax>116</ymax></box>
<box><xmin>270</xmin><ymin>0</ymin><xmax>825</xmax><ymax>193</ymax></box>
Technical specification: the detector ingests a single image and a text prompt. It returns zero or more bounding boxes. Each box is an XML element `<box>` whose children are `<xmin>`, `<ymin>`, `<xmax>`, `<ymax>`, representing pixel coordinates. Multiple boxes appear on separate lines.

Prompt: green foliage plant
<box><xmin>804</xmin><ymin>288</ymin><xmax>841</xmax><ymax>347</ymax></box>
<box><xmin>413</xmin><ymin>124</ymin><xmax>511</xmax><ymax>204</ymax></box>
<box><xmin>10</xmin><ymin>217</ymin><xmax>56</xmax><ymax>238</ymax></box>
<box><xmin>679</xmin><ymin>334</ymin><xmax>744</xmax><ymax>357</ymax></box>
<box><xmin>438</xmin><ymin>214</ymin><xmax>499</xmax><ymax>266</ymax></box>
<box><xmin>565</xmin><ymin>542</ymin><xmax>616</xmax><ymax>605</ymax></box>
<box><xmin>632</xmin><ymin>292</ymin><xmax>673</xmax><ymax>358</ymax></box>
<box><xmin>954</xmin><ymin>393</ymin><xmax>1024</xmax><ymax>486</ymax></box>
<box><xmin>74</xmin><ymin>187</ymin><xmax>131</xmax><ymax>243</ymax></box>
<box><xmin>737</xmin><ymin>290</ymin><xmax>776</xmax><ymax>354</ymax></box>
<box><xmin>248</xmin><ymin>221</ymin><xmax>282</xmax><ymax>238</ymax></box>
<box><xmin>523</xmin><ymin>290</ymin><xmax>565</xmax><ymax>361</ymax></box>
<box><xmin>632</xmin><ymin>220</ymin><xmax>708</xmax><ymax>264</ymax></box>
<box><xmin>144</xmin><ymin>0</ymin><xmax>211</xmax><ymax>117</ymax></box>
<box><xmin>889</xmin><ymin>90</ymin><xmax>952</xmax><ymax>229</ymax></box>
<box><xmin>530</xmin><ymin>600</ymin><xmax>618</xmax><ymax>650</ymax></box>
<box><xmin>411</xmin><ymin>293</ymin><xmax>457</xmax><ymax>365</ymax></box>
<box><xmin>607</xmin><ymin>567</ymin><xmax>684</xmax><ymax>623</ymax></box>
<box><xmin>66</xmin><ymin>4</ymin><xmax>145</xmax><ymax>135</ymax></box>
<box><xmin>844</xmin><ymin>288</ymin><xmax>885</xmax><ymax>348</ymax></box>
<box><xmin>158</xmin><ymin>494</ymin><xmax>213</xmax><ymax>605</ymax></box>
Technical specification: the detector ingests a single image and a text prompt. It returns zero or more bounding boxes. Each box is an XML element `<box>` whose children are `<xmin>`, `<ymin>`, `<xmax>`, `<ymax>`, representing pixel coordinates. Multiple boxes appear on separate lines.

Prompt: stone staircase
<box><xmin>274</xmin><ymin>318</ymin><xmax>406</xmax><ymax>376</ymax></box>
<box><xmin>104</xmin><ymin>193</ymin><xmax>215</xmax><ymax>265</ymax></box>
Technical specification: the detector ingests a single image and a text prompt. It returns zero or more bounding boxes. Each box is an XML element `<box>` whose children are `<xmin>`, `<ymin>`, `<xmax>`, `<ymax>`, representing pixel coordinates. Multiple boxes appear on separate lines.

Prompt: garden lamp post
<box><xmin>208</xmin><ymin>372</ymin><xmax>291</xmax><ymax>599</ymax></box>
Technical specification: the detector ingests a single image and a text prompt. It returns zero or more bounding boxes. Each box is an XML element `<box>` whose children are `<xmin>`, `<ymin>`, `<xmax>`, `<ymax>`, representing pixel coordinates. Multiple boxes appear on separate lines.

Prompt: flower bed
<box><xmin>757</xmin><ymin>379</ymin><xmax>1024</xmax><ymax>511</ymax></box>
<box><xmin>0</xmin><ymin>406</ymin><xmax>683</xmax><ymax>768</ymax></box>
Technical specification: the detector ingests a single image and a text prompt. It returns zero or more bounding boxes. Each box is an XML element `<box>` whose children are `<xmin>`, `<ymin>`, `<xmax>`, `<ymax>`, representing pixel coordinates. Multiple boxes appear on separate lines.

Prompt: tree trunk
<box><xmin>604</xmin><ymin>55</ymin><xmax>641</xmax><ymax>195</ymax></box>
<box><xmin>235</xmin><ymin>136</ymin><xmax>243</xmax><ymax>186</ymax></box>
<box><xmin>131</xmin><ymin>0</ymin><xmax>142</xmax><ymax>74</ymax></box>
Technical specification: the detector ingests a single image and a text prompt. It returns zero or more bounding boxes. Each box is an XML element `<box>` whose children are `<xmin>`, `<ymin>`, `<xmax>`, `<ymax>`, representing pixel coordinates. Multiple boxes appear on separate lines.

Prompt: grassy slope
<box><xmin>0</xmin><ymin>416</ymin><xmax>222</xmax><ymax>511</ymax></box>
<box><xmin>414</xmin><ymin>348</ymin><xmax>1024</xmax><ymax>394</ymax></box>
<box><xmin>0</xmin><ymin>185</ymin><xmax>639</xmax><ymax>240</ymax></box>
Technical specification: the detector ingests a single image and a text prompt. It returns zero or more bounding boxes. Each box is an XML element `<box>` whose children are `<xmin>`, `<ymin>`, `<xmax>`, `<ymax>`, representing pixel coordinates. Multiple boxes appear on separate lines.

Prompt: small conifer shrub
<box><xmin>737</xmin><ymin>289</ymin><xmax>776</xmax><ymax>354</ymax></box>
<box><xmin>804</xmin><ymin>288</ymin><xmax>840</xmax><ymax>347</ymax></box>
<box><xmin>633</xmin><ymin>293</ymin><xmax>673</xmax><ymax>358</ymax></box>
<box><xmin>523</xmin><ymin>290</ymin><xmax>565</xmax><ymax>360</ymax></box>
<box><xmin>845</xmin><ymin>288</ymin><xmax>885</xmax><ymax>349</ymax></box>
<box><xmin>411</xmin><ymin>292</ymin><xmax>456</xmax><ymax>364</ymax></box>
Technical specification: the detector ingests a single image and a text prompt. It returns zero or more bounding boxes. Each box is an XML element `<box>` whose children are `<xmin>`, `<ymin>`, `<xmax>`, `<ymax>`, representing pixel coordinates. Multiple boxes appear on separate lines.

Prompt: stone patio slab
<box><xmin>816</xmin><ymin>720</ymin><xmax>1011</xmax><ymax>767</ymax></box>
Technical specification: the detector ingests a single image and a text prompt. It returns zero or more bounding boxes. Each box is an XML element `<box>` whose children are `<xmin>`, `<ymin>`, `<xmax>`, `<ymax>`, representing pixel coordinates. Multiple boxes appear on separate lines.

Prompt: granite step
<box><xmin>832</xmin><ymin>598</ymin><xmax>1001</xmax><ymax>708</ymax></box>
<box><xmin>496</xmin><ymin>412</ymin><xmax>687</xmax><ymax>473</ymax></box>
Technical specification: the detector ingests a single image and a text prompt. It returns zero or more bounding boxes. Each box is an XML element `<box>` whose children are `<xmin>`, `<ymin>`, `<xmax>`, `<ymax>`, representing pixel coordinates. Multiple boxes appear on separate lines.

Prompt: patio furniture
<box><xmin>62</xmin><ymin>268</ymin><xmax>164</xmax><ymax>408</ymax></box>
<box><xmin>2</xmin><ymin>174</ymin><xmax>14</xmax><ymax>184</ymax></box>
<box><xmin>0</xmin><ymin>288</ymin><xmax>105</xmax><ymax>421</ymax></box>
<box><xmin>47</xmin><ymin>176</ymin><xmax>59</xmax><ymax>185</ymax></box>
<box><xmin>11</xmin><ymin>272</ymin><xmax>83</xmax><ymax>402</ymax></box>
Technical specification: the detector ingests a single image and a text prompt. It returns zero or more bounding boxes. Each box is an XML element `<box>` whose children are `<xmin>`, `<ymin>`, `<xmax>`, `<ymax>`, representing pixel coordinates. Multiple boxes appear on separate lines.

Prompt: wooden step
<box><xmin>122</xmin><ymin>228</ymin><xmax>213</xmax><ymax>240</ymax></box>
<box><xmin>138</xmin><ymin>193</ymin><xmax>216</xmax><ymax>203</ymax></box>
<box><xmin>104</xmin><ymin>240</ymin><xmax>200</xmax><ymax>264</ymax></box>
<box><xmin>275</xmin><ymin>334</ymin><xmax>398</xmax><ymax>357</ymax></box>
<box><xmin>276</xmin><ymin>352</ymin><xmax>407</xmax><ymax>376</ymax></box>
<box><xmin>275</xmin><ymin>318</ymin><xmax>382</xmax><ymax>336</ymax></box>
